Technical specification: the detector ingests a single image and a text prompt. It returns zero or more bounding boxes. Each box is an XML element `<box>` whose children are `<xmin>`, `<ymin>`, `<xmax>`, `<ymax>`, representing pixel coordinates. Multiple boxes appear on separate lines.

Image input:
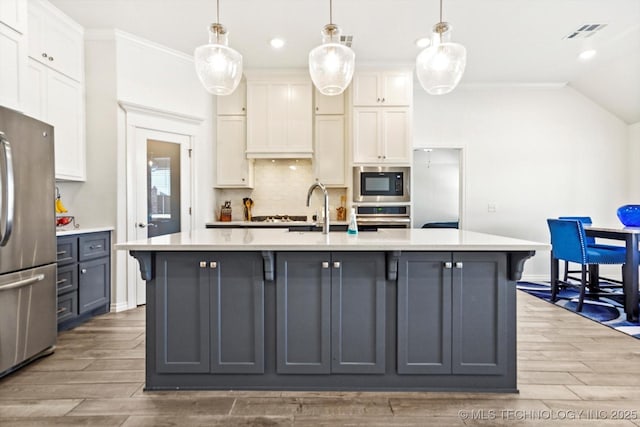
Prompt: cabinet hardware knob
<box><xmin>316</xmin><ymin>106</ymin><xmax>319</xmax><ymax>111</ymax></box>
<box><xmin>333</xmin><ymin>261</ymin><xmax>341</xmax><ymax>268</ymax></box>
<box><xmin>383</xmin><ymin>156</ymin><xmax>386</xmax><ymax>159</ymax></box>
<box><xmin>210</xmin><ymin>261</ymin><xmax>217</xmax><ymax>269</ymax></box>
<box><xmin>57</xmin><ymin>307</ymin><xmax>66</xmax><ymax>314</ymax></box>
<box><xmin>377</xmin><ymin>97</ymin><xmax>380</xmax><ymax>102</ymax></box>
<box><xmin>57</xmin><ymin>251</ymin><xmax>66</xmax><ymax>255</ymax></box>
<box><xmin>242</xmin><ymin>107</ymin><xmax>245</xmax><ymax>111</ymax></box>
<box><xmin>56</xmin><ymin>279</ymin><xmax>67</xmax><ymax>285</ymax></box>
<box><xmin>42</xmin><ymin>52</ymin><xmax>47</xmax><ymax>58</ymax></box>
<box><xmin>241</xmin><ymin>178</ymin><xmax>245</xmax><ymax>181</ymax></box>
<box><xmin>48</xmin><ymin>56</ymin><xmax>54</xmax><ymax>61</ymax></box>
<box><xmin>81</xmin><ymin>268</ymin><xmax>87</xmax><ymax>274</ymax></box>
<box><xmin>199</xmin><ymin>261</ymin><xmax>207</xmax><ymax>268</ymax></box>
<box><xmin>455</xmin><ymin>262</ymin><xmax>463</xmax><ymax>269</ymax></box>
<box><xmin>444</xmin><ymin>262</ymin><xmax>453</xmax><ymax>269</ymax></box>
<box><xmin>322</xmin><ymin>261</ymin><xmax>329</xmax><ymax>269</ymax></box>
<box><xmin>382</xmin><ymin>98</ymin><xmax>385</xmax><ymax>102</ymax></box>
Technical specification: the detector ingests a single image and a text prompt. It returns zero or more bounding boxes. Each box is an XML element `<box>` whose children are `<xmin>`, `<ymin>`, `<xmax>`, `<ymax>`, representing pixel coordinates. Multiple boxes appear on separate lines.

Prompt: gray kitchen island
<box><xmin>117</xmin><ymin>228</ymin><xmax>547</xmax><ymax>392</ymax></box>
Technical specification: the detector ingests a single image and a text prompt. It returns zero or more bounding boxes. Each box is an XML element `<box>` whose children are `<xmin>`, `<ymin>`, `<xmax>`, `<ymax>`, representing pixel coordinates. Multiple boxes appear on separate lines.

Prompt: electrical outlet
<box><xmin>488</xmin><ymin>203</ymin><xmax>497</xmax><ymax>213</ymax></box>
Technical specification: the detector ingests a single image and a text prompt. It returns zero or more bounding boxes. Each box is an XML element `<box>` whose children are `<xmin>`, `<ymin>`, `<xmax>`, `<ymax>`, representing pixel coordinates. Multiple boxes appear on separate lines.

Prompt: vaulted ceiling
<box><xmin>50</xmin><ymin>0</ymin><xmax>640</xmax><ymax>124</ymax></box>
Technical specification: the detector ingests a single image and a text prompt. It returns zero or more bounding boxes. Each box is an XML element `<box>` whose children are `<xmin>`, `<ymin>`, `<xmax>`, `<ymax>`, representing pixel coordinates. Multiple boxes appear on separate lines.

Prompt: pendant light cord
<box><xmin>439</xmin><ymin>0</ymin><xmax>443</xmax><ymax>23</ymax></box>
<box><xmin>329</xmin><ymin>0</ymin><xmax>333</xmax><ymax>24</ymax></box>
<box><xmin>216</xmin><ymin>0</ymin><xmax>220</xmax><ymax>23</ymax></box>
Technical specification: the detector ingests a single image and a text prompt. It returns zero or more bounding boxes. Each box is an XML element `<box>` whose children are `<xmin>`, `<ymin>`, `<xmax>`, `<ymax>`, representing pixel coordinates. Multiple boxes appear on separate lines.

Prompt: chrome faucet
<box><xmin>306</xmin><ymin>182</ymin><xmax>330</xmax><ymax>234</ymax></box>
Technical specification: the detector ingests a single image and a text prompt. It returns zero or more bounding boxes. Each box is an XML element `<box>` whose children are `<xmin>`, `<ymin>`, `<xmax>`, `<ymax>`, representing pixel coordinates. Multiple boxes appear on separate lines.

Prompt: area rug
<box><xmin>517</xmin><ymin>281</ymin><xmax>640</xmax><ymax>339</ymax></box>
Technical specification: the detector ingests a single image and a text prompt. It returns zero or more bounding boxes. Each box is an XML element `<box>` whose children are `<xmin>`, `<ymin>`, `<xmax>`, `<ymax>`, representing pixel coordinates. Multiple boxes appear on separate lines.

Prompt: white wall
<box><xmin>629</xmin><ymin>122</ymin><xmax>640</xmax><ymax>201</ymax></box>
<box><xmin>413</xmin><ymin>84</ymin><xmax>630</xmax><ymax>280</ymax></box>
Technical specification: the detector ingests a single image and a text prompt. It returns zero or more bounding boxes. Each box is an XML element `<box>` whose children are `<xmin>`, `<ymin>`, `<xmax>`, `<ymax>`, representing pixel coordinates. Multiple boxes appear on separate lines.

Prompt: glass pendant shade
<box><xmin>194</xmin><ymin>25</ymin><xmax>243</xmax><ymax>96</ymax></box>
<box><xmin>309</xmin><ymin>24</ymin><xmax>355</xmax><ymax>96</ymax></box>
<box><xmin>416</xmin><ymin>23</ymin><xmax>466</xmax><ymax>95</ymax></box>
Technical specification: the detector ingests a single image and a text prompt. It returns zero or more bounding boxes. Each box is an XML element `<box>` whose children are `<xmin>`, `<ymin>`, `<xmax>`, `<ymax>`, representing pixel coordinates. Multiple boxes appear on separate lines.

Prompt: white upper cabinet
<box><xmin>246</xmin><ymin>73</ymin><xmax>312</xmax><ymax>158</ymax></box>
<box><xmin>216</xmin><ymin>116</ymin><xmax>253</xmax><ymax>188</ymax></box>
<box><xmin>217</xmin><ymin>79</ymin><xmax>246</xmax><ymax>115</ymax></box>
<box><xmin>0</xmin><ymin>23</ymin><xmax>27</xmax><ymax>111</ymax></box>
<box><xmin>24</xmin><ymin>59</ymin><xmax>86</xmax><ymax>181</ymax></box>
<box><xmin>24</xmin><ymin>1</ymin><xmax>86</xmax><ymax>181</ymax></box>
<box><xmin>0</xmin><ymin>0</ymin><xmax>27</xmax><ymax>111</ymax></box>
<box><xmin>352</xmin><ymin>107</ymin><xmax>411</xmax><ymax>165</ymax></box>
<box><xmin>314</xmin><ymin>88</ymin><xmax>344</xmax><ymax>115</ymax></box>
<box><xmin>314</xmin><ymin>115</ymin><xmax>345</xmax><ymax>186</ymax></box>
<box><xmin>28</xmin><ymin>0</ymin><xmax>84</xmax><ymax>82</ymax></box>
<box><xmin>0</xmin><ymin>0</ymin><xmax>27</xmax><ymax>33</ymax></box>
<box><xmin>352</xmin><ymin>71</ymin><xmax>412</xmax><ymax>106</ymax></box>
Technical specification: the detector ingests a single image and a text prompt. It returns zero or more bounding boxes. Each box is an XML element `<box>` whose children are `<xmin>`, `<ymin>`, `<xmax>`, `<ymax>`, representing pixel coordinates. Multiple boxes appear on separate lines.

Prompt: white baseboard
<box><xmin>110</xmin><ymin>301</ymin><xmax>130</xmax><ymax>313</ymax></box>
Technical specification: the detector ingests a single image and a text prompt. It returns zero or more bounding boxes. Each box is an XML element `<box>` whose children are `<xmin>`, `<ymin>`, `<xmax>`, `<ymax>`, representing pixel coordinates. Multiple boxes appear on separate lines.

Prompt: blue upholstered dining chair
<box><xmin>547</xmin><ymin>218</ymin><xmax>626</xmax><ymax>312</ymax></box>
<box><xmin>558</xmin><ymin>216</ymin><xmax>625</xmax><ymax>283</ymax></box>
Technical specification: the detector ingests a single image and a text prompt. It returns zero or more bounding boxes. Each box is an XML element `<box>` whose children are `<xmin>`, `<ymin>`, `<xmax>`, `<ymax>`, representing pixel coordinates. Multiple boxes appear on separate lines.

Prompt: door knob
<box><xmin>333</xmin><ymin>261</ymin><xmax>341</xmax><ymax>268</ymax></box>
<box><xmin>138</xmin><ymin>223</ymin><xmax>158</xmax><ymax>228</ymax></box>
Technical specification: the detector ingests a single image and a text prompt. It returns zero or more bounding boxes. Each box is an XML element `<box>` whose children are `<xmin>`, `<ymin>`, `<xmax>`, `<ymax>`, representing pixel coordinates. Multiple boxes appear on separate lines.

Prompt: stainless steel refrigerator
<box><xmin>0</xmin><ymin>106</ymin><xmax>57</xmax><ymax>377</ymax></box>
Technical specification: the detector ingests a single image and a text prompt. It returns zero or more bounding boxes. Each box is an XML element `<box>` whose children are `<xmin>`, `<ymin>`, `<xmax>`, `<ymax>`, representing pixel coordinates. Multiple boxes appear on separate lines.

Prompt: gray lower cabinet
<box><xmin>154</xmin><ymin>252</ymin><xmax>264</xmax><ymax>374</ymax></box>
<box><xmin>56</xmin><ymin>231</ymin><xmax>111</xmax><ymax>331</ymax></box>
<box><xmin>276</xmin><ymin>252</ymin><xmax>386</xmax><ymax>374</ymax></box>
<box><xmin>397</xmin><ymin>252</ymin><xmax>507</xmax><ymax>375</ymax></box>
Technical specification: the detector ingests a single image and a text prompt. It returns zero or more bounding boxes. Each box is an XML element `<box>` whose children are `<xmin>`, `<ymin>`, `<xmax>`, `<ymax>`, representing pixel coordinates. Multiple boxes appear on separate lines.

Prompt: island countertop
<box><xmin>115</xmin><ymin>228</ymin><xmax>549</xmax><ymax>252</ymax></box>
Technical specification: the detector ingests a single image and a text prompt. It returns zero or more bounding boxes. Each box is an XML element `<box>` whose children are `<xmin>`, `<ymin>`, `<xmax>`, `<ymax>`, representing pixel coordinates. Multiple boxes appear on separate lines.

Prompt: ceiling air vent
<box><xmin>340</xmin><ymin>35</ymin><xmax>353</xmax><ymax>47</ymax></box>
<box><xmin>563</xmin><ymin>23</ymin><xmax>608</xmax><ymax>39</ymax></box>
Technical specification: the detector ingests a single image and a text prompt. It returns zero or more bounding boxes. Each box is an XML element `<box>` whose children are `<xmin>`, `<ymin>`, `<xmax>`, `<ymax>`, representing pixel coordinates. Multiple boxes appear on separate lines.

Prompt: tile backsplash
<box><xmin>215</xmin><ymin>159</ymin><xmax>347</xmax><ymax>221</ymax></box>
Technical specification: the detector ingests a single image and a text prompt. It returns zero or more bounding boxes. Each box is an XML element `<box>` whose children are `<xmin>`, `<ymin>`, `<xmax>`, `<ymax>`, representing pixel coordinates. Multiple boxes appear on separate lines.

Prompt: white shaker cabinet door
<box><xmin>352</xmin><ymin>108</ymin><xmax>381</xmax><ymax>163</ymax></box>
<box><xmin>217</xmin><ymin>80</ymin><xmax>246</xmax><ymax>115</ymax></box>
<box><xmin>47</xmin><ymin>69</ymin><xmax>85</xmax><ymax>181</ymax></box>
<box><xmin>314</xmin><ymin>115</ymin><xmax>345</xmax><ymax>186</ymax></box>
<box><xmin>314</xmin><ymin>88</ymin><xmax>344</xmax><ymax>115</ymax></box>
<box><xmin>381</xmin><ymin>108</ymin><xmax>411</xmax><ymax>164</ymax></box>
<box><xmin>25</xmin><ymin>59</ymin><xmax>85</xmax><ymax>181</ymax></box>
<box><xmin>28</xmin><ymin>0</ymin><xmax>83</xmax><ymax>81</ymax></box>
<box><xmin>0</xmin><ymin>24</ymin><xmax>26</xmax><ymax>111</ymax></box>
<box><xmin>216</xmin><ymin>116</ymin><xmax>253</xmax><ymax>188</ymax></box>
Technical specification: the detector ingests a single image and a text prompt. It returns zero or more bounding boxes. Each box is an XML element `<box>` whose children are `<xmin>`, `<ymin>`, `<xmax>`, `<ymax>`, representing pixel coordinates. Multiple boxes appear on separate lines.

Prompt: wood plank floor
<box><xmin>1</xmin><ymin>291</ymin><xmax>640</xmax><ymax>426</ymax></box>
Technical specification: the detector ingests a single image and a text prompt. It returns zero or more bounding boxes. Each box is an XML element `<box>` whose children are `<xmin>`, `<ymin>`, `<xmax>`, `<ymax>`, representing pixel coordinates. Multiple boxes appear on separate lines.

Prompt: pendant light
<box><xmin>415</xmin><ymin>0</ymin><xmax>466</xmax><ymax>95</ymax></box>
<box><xmin>194</xmin><ymin>0</ymin><xmax>243</xmax><ymax>96</ymax></box>
<box><xmin>308</xmin><ymin>0</ymin><xmax>355</xmax><ymax>96</ymax></box>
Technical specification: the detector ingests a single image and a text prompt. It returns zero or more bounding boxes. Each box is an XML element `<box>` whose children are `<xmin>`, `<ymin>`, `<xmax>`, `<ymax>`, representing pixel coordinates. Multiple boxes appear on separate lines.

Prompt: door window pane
<box><xmin>147</xmin><ymin>139</ymin><xmax>181</xmax><ymax>237</ymax></box>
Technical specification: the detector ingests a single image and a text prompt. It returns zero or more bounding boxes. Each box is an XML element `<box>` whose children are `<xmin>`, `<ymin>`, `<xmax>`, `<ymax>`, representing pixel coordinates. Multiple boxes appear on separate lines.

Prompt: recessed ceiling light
<box><xmin>578</xmin><ymin>49</ymin><xmax>597</xmax><ymax>60</ymax></box>
<box><xmin>270</xmin><ymin>38</ymin><xmax>285</xmax><ymax>49</ymax></box>
<box><xmin>415</xmin><ymin>37</ymin><xmax>431</xmax><ymax>48</ymax></box>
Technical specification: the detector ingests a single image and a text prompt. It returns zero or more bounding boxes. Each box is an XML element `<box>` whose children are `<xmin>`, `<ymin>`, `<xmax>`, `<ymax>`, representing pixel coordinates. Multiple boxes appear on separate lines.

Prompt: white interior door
<box><xmin>134</xmin><ymin>128</ymin><xmax>191</xmax><ymax>305</ymax></box>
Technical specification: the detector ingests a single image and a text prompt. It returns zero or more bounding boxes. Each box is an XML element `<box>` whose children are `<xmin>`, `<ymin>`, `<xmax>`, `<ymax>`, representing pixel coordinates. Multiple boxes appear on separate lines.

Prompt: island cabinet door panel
<box><xmin>276</xmin><ymin>252</ymin><xmax>331</xmax><ymax>374</ymax></box>
<box><xmin>155</xmin><ymin>253</ymin><xmax>210</xmax><ymax>373</ymax></box>
<box><xmin>331</xmin><ymin>252</ymin><xmax>386</xmax><ymax>374</ymax></box>
<box><xmin>397</xmin><ymin>252</ymin><xmax>452</xmax><ymax>374</ymax></box>
<box><xmin>451</xmin><ymin>253</ymin><xmax>507</xmax><ymax>375</ymax></box>
<box><xmin>210</xmin><ymin>253</ymin><xmax>264</xmax><ymax>374</ymax></box>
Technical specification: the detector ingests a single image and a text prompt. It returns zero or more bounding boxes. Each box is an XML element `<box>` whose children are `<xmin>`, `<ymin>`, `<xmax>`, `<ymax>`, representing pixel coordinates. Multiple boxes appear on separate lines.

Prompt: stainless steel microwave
<box><xmin>353</xmin><ymin>166</ymin><xmax>410</xmax><ymax>203</ymax></box>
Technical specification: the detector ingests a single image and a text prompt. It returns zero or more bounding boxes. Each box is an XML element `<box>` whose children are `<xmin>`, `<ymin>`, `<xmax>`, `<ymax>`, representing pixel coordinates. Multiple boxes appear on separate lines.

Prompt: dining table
<box><xmin>585</xmin><ymin>226</ymin><xmax>640</xmax><ymax>322</ymax></box>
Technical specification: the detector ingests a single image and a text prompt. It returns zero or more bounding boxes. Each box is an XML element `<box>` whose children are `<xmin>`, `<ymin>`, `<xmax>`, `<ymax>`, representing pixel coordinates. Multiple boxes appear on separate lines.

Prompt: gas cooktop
<box><xmin>251</xmin><ymin>215</ymin><xmax>308</xmax><ymax>223</ymax></box>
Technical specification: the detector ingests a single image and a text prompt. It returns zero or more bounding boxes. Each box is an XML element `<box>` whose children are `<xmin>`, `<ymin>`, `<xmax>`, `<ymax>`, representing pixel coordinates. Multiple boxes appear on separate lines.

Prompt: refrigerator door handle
<box><xmin>0</xmin><ymin>133</ymin><xmax>15</xmax><ymax>247</ymax></box>
<box><xmin>0</xmin><ymin>274</ymin><xmax>45</xmax><ymax>292</ymax></box>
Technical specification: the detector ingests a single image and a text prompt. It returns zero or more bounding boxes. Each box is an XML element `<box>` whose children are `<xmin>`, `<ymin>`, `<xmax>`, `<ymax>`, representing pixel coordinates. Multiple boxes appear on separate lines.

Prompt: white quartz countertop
<box><xmin>115</xmin><ymin>228</ymin><xmax>549</xmax><ymax>252</ymax></box>
<box><xmin>56</xmin><ymin>226</ymin><xmax>115</xmax><ymax>236</ymax></box>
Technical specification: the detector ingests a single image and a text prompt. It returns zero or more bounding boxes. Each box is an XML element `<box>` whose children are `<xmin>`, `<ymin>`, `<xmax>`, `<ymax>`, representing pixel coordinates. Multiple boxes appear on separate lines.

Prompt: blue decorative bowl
<box><xmin>616</xmin><ymin>204</ymin><xmax>640</xmax><ymax>227</ymax></box>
